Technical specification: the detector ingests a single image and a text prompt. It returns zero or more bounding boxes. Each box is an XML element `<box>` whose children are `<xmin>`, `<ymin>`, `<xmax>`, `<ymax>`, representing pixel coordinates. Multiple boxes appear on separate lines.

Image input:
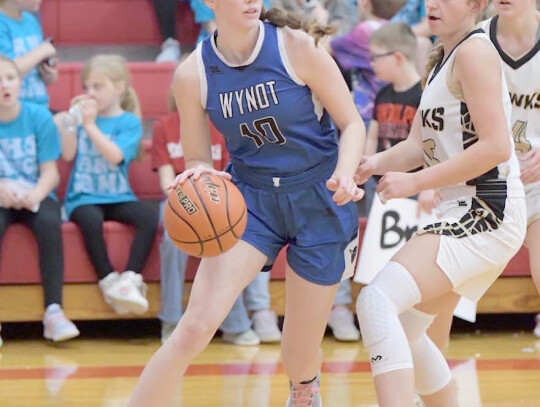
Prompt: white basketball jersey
<box><xmin>480</xmin><ymin>16</ymin><xmax>540</xmax><ymax>156</ymax></box>
<box><xmin>419</xmin><ymin>30</ymin><xmax>523</xmax><ymax>238</ymax></box>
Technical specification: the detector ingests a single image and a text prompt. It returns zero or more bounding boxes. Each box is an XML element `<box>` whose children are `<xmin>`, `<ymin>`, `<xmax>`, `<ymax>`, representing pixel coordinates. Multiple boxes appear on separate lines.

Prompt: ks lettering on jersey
<box><xmin>421</xmin><ymin>108</ymin><xmax>445</xmax><ymax>131</ymax></box>
<box><xmin>509</xmin><ymin>92</ymin><xmax>540</xmax><ymax>110</ymax></box>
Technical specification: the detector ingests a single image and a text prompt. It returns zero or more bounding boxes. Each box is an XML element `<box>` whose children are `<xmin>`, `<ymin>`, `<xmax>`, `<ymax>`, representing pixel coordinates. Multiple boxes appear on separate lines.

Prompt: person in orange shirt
<box><xmin>152</xmin><ymin>91</ymin><xmax>282</xmax><ymax>344</ymax></box>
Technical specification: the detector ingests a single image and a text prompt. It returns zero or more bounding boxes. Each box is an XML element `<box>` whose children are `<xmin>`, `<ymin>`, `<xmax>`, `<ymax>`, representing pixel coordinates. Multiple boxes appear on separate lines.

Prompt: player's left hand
<box><xmin>376</xmin><ymin>172</ymin><xmax>420</xmax><ymax>203</ymax></box>
<box><xmin>327</xmin><ymin>175</ymin><xmax>365</xmax><ymax>206</ymax></box>
<box><xmin>520</xmin><ymin>149</ymin><xmax>540</xmax><ymax>184</ymax></box>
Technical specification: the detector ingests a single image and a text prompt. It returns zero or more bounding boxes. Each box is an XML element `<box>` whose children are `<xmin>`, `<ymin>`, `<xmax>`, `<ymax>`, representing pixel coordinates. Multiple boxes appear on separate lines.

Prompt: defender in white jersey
<box><xmin>354</xmin><ymin>0</ymin><xmax>526</xmax><ymax>404</ymax></box>
<box><xmin>481</xmin><ymin>0</ymin><xmax>540</xmax><ymax>337</ymax></box>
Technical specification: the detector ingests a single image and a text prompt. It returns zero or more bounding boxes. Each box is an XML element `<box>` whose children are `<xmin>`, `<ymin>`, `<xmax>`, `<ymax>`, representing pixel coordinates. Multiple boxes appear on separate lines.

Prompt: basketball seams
<box><xmin>189</xmin><ymin>177</ymin><xmax>224</xmax><ymax>253</ymax></box>
<box><xmin>166</xmin><ymin>199</ymin><xmax>204</xmax><ymax>256</ymax></box>
<box><xmin>167</xmin><ymin>206</ymin><xmax>246</xmax><ymax>243</ymax></box>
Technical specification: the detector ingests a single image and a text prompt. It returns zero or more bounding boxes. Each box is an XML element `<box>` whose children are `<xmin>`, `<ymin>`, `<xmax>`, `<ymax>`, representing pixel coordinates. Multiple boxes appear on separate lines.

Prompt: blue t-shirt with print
<box><xmin>0</xmin><ymin>11</ymin><xmax>49</xmax><ymax>107</ymax></box>
<box><xmin>0</xmin><ymin>102</ymin><xmax>60</xmax><ymax>196</ymax></box>
<box><xmin>64</xmin><ymin>112</ymin><xmax>142</xmax><ymax>218</ymax></box>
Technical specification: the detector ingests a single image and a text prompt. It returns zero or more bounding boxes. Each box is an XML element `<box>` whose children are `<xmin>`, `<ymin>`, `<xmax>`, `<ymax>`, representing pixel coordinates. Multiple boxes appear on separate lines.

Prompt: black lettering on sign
<box><xmin>380</xmin><ymin>210</ymin><xmax>417</xmax><ymax>249</ymax></box>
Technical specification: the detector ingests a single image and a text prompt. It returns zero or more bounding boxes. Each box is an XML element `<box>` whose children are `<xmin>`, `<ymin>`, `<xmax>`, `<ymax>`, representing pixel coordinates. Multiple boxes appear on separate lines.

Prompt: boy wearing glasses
<box><xmin>362</xmin><ymin>22</ymin><xmax>428</xmax><ymax>214</ymax></box>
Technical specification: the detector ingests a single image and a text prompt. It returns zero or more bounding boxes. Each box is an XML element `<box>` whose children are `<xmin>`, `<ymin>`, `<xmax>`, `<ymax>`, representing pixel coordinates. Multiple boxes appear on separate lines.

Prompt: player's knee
<box><xmin>356</xmin><ymin>285</ymin><xmax>394</xmax><ymax>347</ymax></box>
<box><xmin>400</xmin><ymin>308</ymin><xmax>436</xmax><ymax>343</ymax></box>
<box><xmin>356</xmin><ymin>262</ymin><xmax>422</xmax><ymax>347</ymax></box>
<box><xmin>170</xmin><ymin>314</ymin><xmax>217</xmax><ymax>349</ymax></box>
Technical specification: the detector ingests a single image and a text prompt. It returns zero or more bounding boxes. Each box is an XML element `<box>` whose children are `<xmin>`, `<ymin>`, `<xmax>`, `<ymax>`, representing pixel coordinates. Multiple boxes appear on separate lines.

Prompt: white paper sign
<box><xmin>354</xmin><ymin>196</ymin><xmax>477</xmax><ymax>322</ymax></box>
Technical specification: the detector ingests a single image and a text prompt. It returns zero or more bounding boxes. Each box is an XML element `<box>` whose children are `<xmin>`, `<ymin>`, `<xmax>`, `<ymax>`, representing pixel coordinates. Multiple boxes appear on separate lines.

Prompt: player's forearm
<box><xmin>415</xmin><ymin>138</ymin><xmax>511</xmax><ymax>192</ymax></box>
<box><xmin>373</xmin><ymin>137</ymin><xmax>423</xmax><ymax>174</ymax></box>
<box><xmin>334</xmin><ymin>121</ymin><xmax>365</xmax><ymax>177</ymax></box>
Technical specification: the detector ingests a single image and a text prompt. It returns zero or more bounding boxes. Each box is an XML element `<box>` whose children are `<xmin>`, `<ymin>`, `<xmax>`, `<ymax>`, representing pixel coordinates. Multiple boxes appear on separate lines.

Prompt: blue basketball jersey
<box><xmin>198</xmin><ymin>21</ymin><xmax>338</xmax><ymax>177</ymax></box>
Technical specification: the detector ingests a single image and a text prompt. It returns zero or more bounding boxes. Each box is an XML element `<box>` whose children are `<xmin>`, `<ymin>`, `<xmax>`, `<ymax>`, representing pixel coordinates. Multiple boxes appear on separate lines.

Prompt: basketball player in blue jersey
<box><xmin>127</xmin><ymin>2</ymin><xmax>366</xmax><ymax>406</ymax></box>
<box><xmin>353</xmin><ymin>0</ymin><xmax>527</xmax><ymax>404</ymax></box>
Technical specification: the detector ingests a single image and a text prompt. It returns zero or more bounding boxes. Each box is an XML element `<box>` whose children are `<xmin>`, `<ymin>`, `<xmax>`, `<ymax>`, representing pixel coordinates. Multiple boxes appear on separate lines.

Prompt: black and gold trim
<box><xmin>460</xmin><ymin>103</ymin><xmax>501</xmax><ymax>186</ymax></box>
<box><xmin>420</xmin><ymin>196</ymin><xmax>504</xmax><ymax>238</ymax></box>
<box><xmin>489</xmin><ymin>16</ymin><xmax>540</xmax><ymax>70</ymax></box>
<box><xmin>420</xmin><ymin>182</ymin><xmax>507</xmax><ymax>238</ymax></box>
<box><xmin>428</xmin><ymin>29</ymin><xmax>485</xmax><ymax>85</ymax></box>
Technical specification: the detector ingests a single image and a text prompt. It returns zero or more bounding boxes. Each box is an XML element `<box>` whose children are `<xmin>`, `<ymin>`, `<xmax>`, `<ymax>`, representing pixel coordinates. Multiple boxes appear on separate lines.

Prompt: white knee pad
<box><xmin>400</xmin><ymin>309</ymin><xmax>453</xmax><ymax>395</ymax></box>
<box><xmin>356</xmin><ymin>261</ymin><xmax>421</xmax><ymax>377</ymax></box>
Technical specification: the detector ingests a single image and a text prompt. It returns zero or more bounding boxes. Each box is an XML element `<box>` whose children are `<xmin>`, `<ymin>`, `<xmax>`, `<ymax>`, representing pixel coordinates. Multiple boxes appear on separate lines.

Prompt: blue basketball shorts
<box><xmin>229</xmin><ymin>162</ymin><xmax>359</xmax><ymax>286</ymax></box>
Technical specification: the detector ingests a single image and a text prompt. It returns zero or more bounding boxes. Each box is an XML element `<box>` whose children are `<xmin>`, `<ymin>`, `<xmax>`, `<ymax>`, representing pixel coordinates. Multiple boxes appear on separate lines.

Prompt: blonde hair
<box><xmin>370</xmin><ymin>22</ymin><xmax>417</xmax><ymax>62</ymax></box>
<box><xmin>371</xmin><ymin>0</ymin><xmax>407</xmax><ymax>20</ymax></box>
<box><xmin>0</xmin><ymin>55</ymin><xmax>21</xmax><ymax>78</ymax></box>
<box><xmin>81</xmin><ymin>54</ymin><xmax>142</xmax><ymax>118</ymax></box>
<box><xmin>259</xmin><ymin>7</ymin><xmax>336</xmax><ymax>46</ymax></box>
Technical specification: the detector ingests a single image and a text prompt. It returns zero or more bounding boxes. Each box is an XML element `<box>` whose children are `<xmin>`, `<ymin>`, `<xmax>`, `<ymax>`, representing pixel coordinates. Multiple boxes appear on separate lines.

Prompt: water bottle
<box><xmin>61</xmin><ymin>104</ymin><xmax>83</xmax><ymax>132</ymax></box>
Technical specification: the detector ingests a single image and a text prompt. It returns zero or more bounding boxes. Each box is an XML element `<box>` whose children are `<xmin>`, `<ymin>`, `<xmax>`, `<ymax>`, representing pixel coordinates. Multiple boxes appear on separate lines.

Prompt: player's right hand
<box><xmin>354</xmin><ymin>156</ymin><xmax>377</xmax><ymax>185</ymax></box>
<box><xmin>170</xmin><ymin>165</ymin><xmax>232</xmax><ymax>189</ymax></box>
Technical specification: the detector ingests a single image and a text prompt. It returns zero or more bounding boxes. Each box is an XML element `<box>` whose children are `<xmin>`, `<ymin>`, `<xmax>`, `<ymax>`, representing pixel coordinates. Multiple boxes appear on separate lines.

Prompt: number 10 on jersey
<box><xmin>240</xmin><ymin>117</ymin><xmax>287</xmax><ymax>148</ymax></box>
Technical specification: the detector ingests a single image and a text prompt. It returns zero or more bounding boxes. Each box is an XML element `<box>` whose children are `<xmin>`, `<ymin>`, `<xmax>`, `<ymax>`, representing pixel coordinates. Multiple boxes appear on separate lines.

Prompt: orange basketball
<box><xmin>163</xmin><ymin>173</ymin><xmax>248</xmax><ymax>257</ymax></box>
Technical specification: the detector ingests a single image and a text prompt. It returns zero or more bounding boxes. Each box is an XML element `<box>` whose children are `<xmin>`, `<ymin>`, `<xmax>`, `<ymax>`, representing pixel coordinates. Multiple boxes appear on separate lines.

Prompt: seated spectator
<box><xmin>0</xmin><ymin>56</ymin><xmax>79</xmax><ymax>345</ymax></box>
<box><xmin>152</xmin><ymin>89</ymin><xmax>280</xmax><ymax>344</ymax></box>
<box><xmin>152</xmin><ymin>0</ymin><xmax>182</xmax><ymax>62</ymax></box>
<box><xmin>54</xmin><ymin>55</ymin><xmax>158</xmax><ymax>316</ymax></box>
<box><xmin>0</xmin><ymin>0</ymin><xmax>57</xmax><ymax>108</ymax></box>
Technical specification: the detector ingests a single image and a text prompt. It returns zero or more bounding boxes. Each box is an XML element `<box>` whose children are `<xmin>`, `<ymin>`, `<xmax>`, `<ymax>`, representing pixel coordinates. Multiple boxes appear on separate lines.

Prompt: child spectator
<box><xmin>0</xmin><ymin>0</ymin><xmax>57</xmax><ymax>108</ymax></box>
<box><xmin>364</xmin><ymin>23</ymin><xmax>437</xmax><ymax>216</ymax></box>
<box><xmin>0</xmin><ymin>56</ymin><xmax>79</xmax><ymax>345</ymax></box>
<box><xmin>55</xmin><ymin>55</ymin><xmax>158</xmax><ymax>316</ymax></box>
<box><xmin>365</xmin><ymin>22</ymin><xmax>422</xmax><ymax>157</ymax></box>
<box><xmin>152</xmin><ymin>89</ymin><xmax>281</xmax><ymax>344</ymax></box>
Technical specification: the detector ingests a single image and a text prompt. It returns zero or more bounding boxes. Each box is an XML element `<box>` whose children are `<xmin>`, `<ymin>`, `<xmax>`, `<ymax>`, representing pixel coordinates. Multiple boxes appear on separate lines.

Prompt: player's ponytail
<box><xmin>423</xmin><ymin>41</ymin><xmax>444</xmax><ymax>88</ymax></box>
<box><xmin>260</xmin><ymin>7</ymin><xmax>336</xmax><ymax>46</ymax></box>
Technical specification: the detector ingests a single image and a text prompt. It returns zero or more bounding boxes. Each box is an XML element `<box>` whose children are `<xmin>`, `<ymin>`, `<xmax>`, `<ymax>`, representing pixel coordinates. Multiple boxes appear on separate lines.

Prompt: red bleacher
<box><xmin>48</xmin><ymin>62</ymin><xmax>177</xmax><ymax>119</ymax></box>
<box><xmin>41</xmin><ymin>0</ymin><xmax>200</xmax><ymax>46</ymax></box>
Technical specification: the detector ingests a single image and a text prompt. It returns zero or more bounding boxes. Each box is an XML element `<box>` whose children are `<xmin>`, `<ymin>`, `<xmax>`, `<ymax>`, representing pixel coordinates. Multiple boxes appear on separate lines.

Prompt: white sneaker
<box><xmin>222</xmin><ymin>328</ymin><xmax>260</xmax><ymax>346</ymax></box>
<box><xmin>99</xmin><ymin>271</ymin><xmax>149</xmax><ymax>315</ymax></box>
<box><xmin>328</xmin><ymin>305</ymin><xmax>360</xmax><ymax>342</ymax></box>
<box><xmin>156</xmin><ymin>38</ymin><xmax>181</xmax><ymax>62</ymax></box>
<box><xmin>43</xmin><ymin>304</ymin><xmax>80</xmax><ymax>342</ymax></box>
<box><xmin>252</xmin><ymin>309</ymin><xmax>281</xmax><ymax>343</ymax></box>
<box><xmin>534</xmin><ymin>314</ymin><xmax>540</xmax><ymax>338</ymax></box>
